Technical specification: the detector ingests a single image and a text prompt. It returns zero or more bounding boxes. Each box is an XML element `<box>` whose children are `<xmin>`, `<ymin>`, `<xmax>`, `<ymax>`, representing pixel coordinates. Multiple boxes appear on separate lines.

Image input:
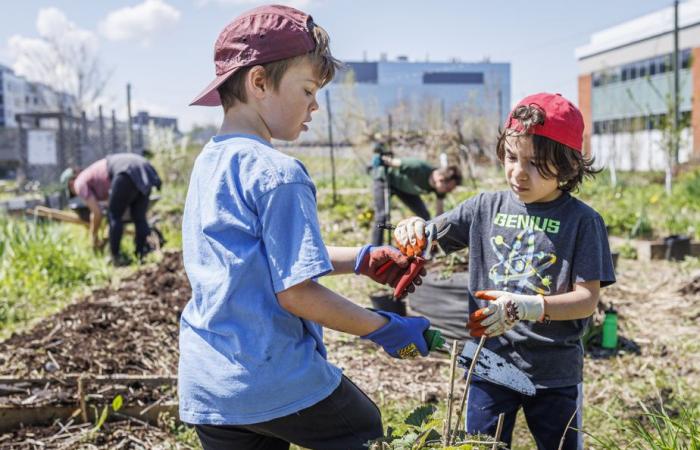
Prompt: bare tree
<box><xmin>10</xmin><ymin>9</ymin><xmax>111</xmax><ymax>115</ymax></box>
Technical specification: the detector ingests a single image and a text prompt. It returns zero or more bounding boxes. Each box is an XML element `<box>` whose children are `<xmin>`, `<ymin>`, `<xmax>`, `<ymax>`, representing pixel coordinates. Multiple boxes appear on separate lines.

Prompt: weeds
<box><xmin>0</xmin><ymin>217</ymin><xmax>110</xmax><ymax>333</ymax></box>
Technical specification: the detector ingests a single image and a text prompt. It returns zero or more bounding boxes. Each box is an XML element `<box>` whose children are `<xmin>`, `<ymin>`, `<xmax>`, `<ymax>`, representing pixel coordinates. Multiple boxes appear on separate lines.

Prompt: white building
<box><xmin>0</xmin><ymin>64</ymin><xmax>76</xmax><ymax>128</ymax></box>
<box><xmin>0</xmin><ymin>64</ymin><xmax>28</xmax><ymax>128</ymax></box>
<box><xmin>576</xmin><ymin>0</ymin><xmax>700</xmax><ymax>171</ymax></box>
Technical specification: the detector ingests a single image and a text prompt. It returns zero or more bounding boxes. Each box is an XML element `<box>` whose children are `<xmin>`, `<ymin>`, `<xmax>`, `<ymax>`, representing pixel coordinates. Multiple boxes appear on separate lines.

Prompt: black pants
<box><xmin>194</xmin><ymin>376</ymin><xmax>383</xmax><ymax>450</ymax></box>
<box><xmin>108</xmin><ymin>172</ymin><xmax>150</xmax><ymax>259</ymax></box>
<box><xmin>372</xmin><ymin>177</ymin><xmax>430</xmax><ymax>246</ymax></box>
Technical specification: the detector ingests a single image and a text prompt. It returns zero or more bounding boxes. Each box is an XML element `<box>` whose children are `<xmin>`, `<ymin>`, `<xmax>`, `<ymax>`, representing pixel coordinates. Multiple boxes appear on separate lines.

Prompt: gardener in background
<box><xmin>60</xmin><ymin>153</ymin><xmax>161</xmax><ymax>266</ymax></box>
<box><xmin>371</xmin><ymin>139</ymin><xmax>462</xmax><ymax>246</ymax></box>
<box><xmin>393</xmin><ymin>93</ymin><xmax>616</xmax><ymax>449</ymax></box>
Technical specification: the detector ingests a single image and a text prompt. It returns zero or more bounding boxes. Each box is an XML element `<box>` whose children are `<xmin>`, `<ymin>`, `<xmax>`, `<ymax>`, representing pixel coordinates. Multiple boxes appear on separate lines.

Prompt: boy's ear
<box><xmin>247</xmin><ymin>65</ymin><xmax>268</xmax><ymax>99</ymax></box>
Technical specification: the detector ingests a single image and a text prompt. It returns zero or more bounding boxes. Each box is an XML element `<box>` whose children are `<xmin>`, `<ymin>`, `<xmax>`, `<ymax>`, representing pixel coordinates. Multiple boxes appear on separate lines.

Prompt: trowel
<box><xmin>457</xmin><ymin>339</ymin><xmax>536</xmax><ymax>396</ymax></box>
<box><xmin>423</xmin><ymin>330</ymin><xmax>536</xmax><ymax>396</ymax></box>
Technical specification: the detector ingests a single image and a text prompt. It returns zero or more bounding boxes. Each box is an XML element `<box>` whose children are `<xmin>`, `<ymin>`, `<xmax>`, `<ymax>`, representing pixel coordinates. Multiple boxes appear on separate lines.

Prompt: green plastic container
<box><xmin>601</xmin><ymin>304</ymin><xmax>618</xmax><ymax>349</ymax></box>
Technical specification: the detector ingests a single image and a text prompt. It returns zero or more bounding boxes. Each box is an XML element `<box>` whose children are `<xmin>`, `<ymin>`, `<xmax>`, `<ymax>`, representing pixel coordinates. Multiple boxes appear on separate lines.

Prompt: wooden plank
<box><xmin>28</xmin><ymin>206</ymin><xmax>87</xmax><ymax>226</ymax></box>
<box><xmin>0</xmin><ymin>403</ymin><xmax>178</xmax><ymax>432</ymax></box>
<box><xmin>0</xmin><ymin>374</ymin><xmax>176</xmax><ymax>387</ymax></box>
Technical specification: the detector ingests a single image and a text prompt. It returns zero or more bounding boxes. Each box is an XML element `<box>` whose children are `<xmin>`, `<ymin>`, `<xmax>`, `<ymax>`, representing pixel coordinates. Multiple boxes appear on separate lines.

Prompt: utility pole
<box><xmin>673</xmin><ymin>0</ymin><xmax>680</xmax><ymax>166</ymax></box>
<box><xmin>667</xmin><ymin>0</ymin><xmax>680</xmax><ymax>194</ymax></box>
<box><xmin>325</xmin><ymin>90</ymin><xmax>337</xmax><ymax>205</ymax></box>
<box><xmin>126</xmin><ymin>83</ymin><xmax>133</xmax><ymax>153</ymax></box>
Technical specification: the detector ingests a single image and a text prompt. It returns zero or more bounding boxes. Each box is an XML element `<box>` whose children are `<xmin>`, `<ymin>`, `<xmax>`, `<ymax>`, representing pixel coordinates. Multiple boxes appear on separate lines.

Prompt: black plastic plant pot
<box><xmin>663</xmin><ymin>235</ymin><xmax>690</xmax><ymax>261</ymax></box>
<box><xmin>369</xmin><ymin>293</ymin><xmax>406</xmax><ymax>316</ymax></box>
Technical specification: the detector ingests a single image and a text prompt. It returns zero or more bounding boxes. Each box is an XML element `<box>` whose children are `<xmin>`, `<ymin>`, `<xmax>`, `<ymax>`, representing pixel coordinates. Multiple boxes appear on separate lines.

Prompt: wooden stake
<box><xmin>77</xmin><ymin>375</ymin><xmax>88</xmax><ymax>423</ymax></box>
<box><xmin>452</xmin><ymin>335</ymin><xmax>486</xmax><ymax>443</ymax></box>
<box><xmin>492</xmin><ymin>412</ymin><xmax>505</xmax><ymax>450</ymax></box>
<box><xmin>443</xmin><ymin>340</ymin><xmax>459</xmax><ymax>446</ymax></box>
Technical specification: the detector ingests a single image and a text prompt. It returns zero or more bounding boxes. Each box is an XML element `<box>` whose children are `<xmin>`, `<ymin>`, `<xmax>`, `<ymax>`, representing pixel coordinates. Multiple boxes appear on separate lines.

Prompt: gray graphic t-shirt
<box><xmin>434</xmin><ymin>190</ymin><xmax>616</xmax><ymax>388</ymax></box>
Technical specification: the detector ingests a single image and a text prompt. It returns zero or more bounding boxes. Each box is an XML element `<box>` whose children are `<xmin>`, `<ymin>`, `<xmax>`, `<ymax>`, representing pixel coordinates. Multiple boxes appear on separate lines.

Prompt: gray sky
<box><xmin>0</xmin><ymin>0</ymin><xmax>677</xmax><ymax>131</ymax></box>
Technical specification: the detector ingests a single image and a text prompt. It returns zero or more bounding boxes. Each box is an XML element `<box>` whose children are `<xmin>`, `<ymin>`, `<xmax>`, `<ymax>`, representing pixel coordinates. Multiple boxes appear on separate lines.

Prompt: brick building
<box><xmin>576</xmin><ymin>0</ymin><xmax>700</xmax><ymax>170</ymax></box>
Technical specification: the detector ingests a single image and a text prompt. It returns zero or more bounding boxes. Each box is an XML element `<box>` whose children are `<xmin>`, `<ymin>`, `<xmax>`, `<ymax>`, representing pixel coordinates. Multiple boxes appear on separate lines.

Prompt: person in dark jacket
<box><xmin>60</xmin><ymin>153</ymin><xmax>162</xmax><ymax>265</ymax></box>
<box><xmin>371</xmin><ymin>142</ymin><xmax>461</xmax><ymax>246</ymax></box>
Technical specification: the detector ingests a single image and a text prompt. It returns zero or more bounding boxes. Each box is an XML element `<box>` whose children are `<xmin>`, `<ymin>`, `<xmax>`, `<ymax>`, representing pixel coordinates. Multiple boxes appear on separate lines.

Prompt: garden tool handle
<box><xmin>423</xmin><ymin>328</ymin><xmax>446</xmax><ymax>352</ymax></box>
<box><xmin>376</xmin><ymin>259</ymin><xmax>394</xmax><ymax>276</ymax></box>
<box><xmin>393</xmin><ymin>257</ymin><xmax>425</xmax><ymax>298</ymax></box>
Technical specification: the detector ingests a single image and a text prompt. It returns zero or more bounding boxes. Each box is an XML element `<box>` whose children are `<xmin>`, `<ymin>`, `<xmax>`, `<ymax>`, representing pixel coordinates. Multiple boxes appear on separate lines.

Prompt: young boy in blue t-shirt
<box><xmin>393</xmin><ymin>93</ymin><xmax>616</xmax><ymax>449</ymax></box>
<box><xmin>179</xmin><ymin>5</ymin><xmax>431</xmax><ymax>450</ymax></box>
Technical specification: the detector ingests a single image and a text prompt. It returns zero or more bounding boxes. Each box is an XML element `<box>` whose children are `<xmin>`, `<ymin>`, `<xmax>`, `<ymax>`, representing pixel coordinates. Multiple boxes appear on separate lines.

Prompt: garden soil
<box><xmin>2</xmin><ymin>252</ymin><xmax>699</xmax><ymax>448</ymax></box>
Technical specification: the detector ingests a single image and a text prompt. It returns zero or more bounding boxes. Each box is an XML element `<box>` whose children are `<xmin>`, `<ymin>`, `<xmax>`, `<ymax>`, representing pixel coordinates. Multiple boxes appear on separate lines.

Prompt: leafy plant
<box><xmin>369</xmin><ymin>404</ymin><xmax>495</xmax><ymax>449</ymax></box>
<box><xmin>91</xmin><ymin>394</ymin><xmax>123</xmax><ymax>433</ymax></box>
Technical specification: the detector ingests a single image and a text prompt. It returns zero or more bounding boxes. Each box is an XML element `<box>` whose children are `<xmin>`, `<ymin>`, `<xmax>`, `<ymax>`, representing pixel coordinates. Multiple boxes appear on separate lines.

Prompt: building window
<box><xmin>338</xmin><ymin>62</ymin><xmax>378</xmax><ymax>83</ymax></box>
<box><xmin>681</xmin><ymin>48</ymin><xmax>692</xmax><ymax>69</ymax></box>
<box><xmin>638</xmin><ymin>62</ymin><xmax>647</xmax><ymax>78</ymax></box>
<box><xmin>422</xmin><ymin>72</ymin><xmax>484</xmax><ymax>84</ymax></box>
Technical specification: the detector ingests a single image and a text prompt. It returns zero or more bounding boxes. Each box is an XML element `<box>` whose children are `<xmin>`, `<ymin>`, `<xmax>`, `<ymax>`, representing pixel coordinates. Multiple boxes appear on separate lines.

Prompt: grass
<box><xmin>0</xmin><ymin>216</ymin><xmax>114</xmax><ymax>339</ymax></box>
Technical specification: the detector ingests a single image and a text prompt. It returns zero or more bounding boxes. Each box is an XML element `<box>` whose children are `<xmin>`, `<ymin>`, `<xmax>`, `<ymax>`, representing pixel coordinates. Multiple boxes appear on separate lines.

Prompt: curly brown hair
<box><xmin>496</xmin><ymin>104</ymin><xmax>600</xmax><ymax>192</ymax></box>
<box><xmin>218</xmin><ymin>20</ymin><xmax>341</xmax><ymax>111</ymax></box>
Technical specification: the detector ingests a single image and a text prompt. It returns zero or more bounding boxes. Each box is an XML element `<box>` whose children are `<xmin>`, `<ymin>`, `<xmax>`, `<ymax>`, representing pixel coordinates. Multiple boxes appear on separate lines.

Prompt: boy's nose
<box><xmin>513</xmin><ymin>163</ymin><xmax>528</xmax><ymax>179</ymax></box>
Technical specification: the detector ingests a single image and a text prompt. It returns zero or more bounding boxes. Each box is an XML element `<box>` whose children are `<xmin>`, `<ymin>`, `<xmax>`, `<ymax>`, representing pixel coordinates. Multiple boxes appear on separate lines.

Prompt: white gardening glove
<box><xmin>468</xmin><ymin>290</ymin><xmax>545</xmax><ymax>337</ymax></box>
<box><xmin>393</xmin><ymin>217</ymin><xmax>436</xmax><ymax>257</ymax></box>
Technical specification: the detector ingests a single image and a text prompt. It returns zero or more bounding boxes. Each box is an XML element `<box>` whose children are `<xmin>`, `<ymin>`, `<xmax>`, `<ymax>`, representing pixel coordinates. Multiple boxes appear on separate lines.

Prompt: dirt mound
<box><xmin>0</xmin><ymin>251</ymin><xmax>188</xmax><ymax>379</ymax></box>
<box><xmin>2</xmin><ymin>420</ymin><xmax>181</xmax><ymax>449</ymax></box>
<box><xmin>0</xmin><ymin>252</ymin><xmax>189</xmax><ymax>409</ymax></box>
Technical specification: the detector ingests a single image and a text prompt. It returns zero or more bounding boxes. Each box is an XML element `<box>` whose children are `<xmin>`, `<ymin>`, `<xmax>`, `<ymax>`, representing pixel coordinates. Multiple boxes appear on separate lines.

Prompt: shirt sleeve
<box><xmin>434</xmin><ymin>194</ymin><xmax>479</xmax><ymax>254</ymax></box>
<box><xmin>256</xmin><ymin>182</ymin><xmax>333</xmax><ymax>293</ymax></box>
<box><xmin>73</xmin><ymin>176</ymin><xmax>95</xmax><ymax>201</ymax></box>
<box><xmin>571</xmin><ymin>215</ymin><xmax>616</xmax><ymax>288</ymax></box>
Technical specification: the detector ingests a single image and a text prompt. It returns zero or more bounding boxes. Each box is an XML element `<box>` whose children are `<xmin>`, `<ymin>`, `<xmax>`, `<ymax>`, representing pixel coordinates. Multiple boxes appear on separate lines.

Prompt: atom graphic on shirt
<box><xmin>488</xmin><ymin>228</ymin><xmax>557</xmax><ymax>295</ymax></box>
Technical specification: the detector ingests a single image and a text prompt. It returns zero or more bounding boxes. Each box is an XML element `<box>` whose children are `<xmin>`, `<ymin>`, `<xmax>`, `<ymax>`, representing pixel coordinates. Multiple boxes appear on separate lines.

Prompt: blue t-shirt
<box><xmin>178</xmin><ymin>134</ymin><xmax>342</xmax><ymax>425</ymax></box>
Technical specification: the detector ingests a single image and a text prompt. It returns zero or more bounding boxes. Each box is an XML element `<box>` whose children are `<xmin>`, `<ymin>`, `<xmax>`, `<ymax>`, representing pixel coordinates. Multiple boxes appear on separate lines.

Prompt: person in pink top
<box><xmin>60</xmin><ymin>153</ymin><xmax>161</xmax><ymax>265</ymax></box>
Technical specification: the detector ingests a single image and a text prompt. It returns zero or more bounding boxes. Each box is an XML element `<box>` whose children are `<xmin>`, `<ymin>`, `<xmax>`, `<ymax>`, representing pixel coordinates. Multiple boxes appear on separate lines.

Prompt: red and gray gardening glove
<box><xmin>468</xmin><ymin>290</ymin><xmax>545</xmax><ymax>337</ymax></box>
<box><xmin>393</xmin><ymin>217</ymin><xmax>437</xmax><ymax>257</ymax></box>
<box><xmin>355</xmin><ymin>245</ymin><xmax>425</xmax><ymax>298</ymax></box>
<box><xmin>362</xmin><ymin>311</ymin><xmax>431</xmax><ymax>359</ymax></box>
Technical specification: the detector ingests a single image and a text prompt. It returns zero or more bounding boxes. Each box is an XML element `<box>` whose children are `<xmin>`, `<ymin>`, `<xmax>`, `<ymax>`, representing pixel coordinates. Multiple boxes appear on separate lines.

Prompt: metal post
<box><xmin>325</xmin><ymin>90</ymin><xmax>337</xmax><ymax>205</ymax></box>
<box><xmin>80</xmin><ymin>111</ymin><xmax>88</xmax><ymax>166</ymax></box>
<box><xmin>111</xmin><ymin>109</ymin><xmax>118</xmax><ymax>154</ymax></box>
<box><xmin>384</xmin><ymin>114</ymin><xmax>393</xmax><ymax>244</ymax></box>
<box><xmin>673</xmin><ymin>0</ymin><xmax>680</xmax><ymax>166</ymax></box>
<box><xmin>98</xmin><ymin>105</ymin><xmax>105</xmax><ymax>156</ymax></box>
<box><xmin>387</xmin><ymin>114</ymin><xmax>393</xmax><ymax>151</ymax></box>
<box><xmin>126</xmin><ymin>83</ymin><xmax>133</xmax><ymax>153</ymax></box>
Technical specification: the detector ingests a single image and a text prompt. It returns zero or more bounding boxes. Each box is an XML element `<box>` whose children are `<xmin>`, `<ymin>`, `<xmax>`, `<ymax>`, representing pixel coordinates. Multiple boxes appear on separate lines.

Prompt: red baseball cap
<box><xmin>190</xmin><ymin>4</ymin><xmax>316</xmax><ymax>107</ymax></box>
<box><xmin>504</xmin><ymin>93</ymin><xmax>584</xmax><ymax>153</ymax></box>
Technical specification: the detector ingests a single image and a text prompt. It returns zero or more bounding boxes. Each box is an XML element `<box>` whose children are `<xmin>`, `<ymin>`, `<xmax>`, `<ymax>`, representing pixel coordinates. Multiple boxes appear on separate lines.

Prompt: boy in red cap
<box><xmin>393</xmin><ymin>93</ymin><xmax>616</xmax><ymax>449</ymax></box>
<box><xmin>180</xmin><ymin>5</ymin><xmax>431</xmax><ymax>449</ymax></box>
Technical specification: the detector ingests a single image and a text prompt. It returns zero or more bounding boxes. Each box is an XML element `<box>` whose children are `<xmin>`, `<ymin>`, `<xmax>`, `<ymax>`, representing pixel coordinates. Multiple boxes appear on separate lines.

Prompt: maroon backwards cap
<box><xmin>504</xmin><ymin>93</ymin><xmax>584</xmax><ymax>153</ymax></box>
<box><xmin>190</xmin><ymin>4</ymin><xmax>316</xmax><ymax>107</ymax></box>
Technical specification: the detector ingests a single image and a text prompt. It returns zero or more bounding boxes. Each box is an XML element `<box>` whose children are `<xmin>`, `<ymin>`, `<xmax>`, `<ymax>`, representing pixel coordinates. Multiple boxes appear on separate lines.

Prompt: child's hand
<box><xmin>468</xmin><ymin>290</ymin><xmax>545</xmax><ymax>337</ymax></box>
<box><xmin>362</xmin><ymin>311</ymin><xmax>431</xmax><ymax>359</ymax></box>
<box><xmin>393</xmin><ymin>217</ymin><xmax>434</xmax><ymax>257</ymax></box>
<box><xmin>354</xmin><ymin>245</ymin><xmax>424</xmax><ymax>298</ymax></box>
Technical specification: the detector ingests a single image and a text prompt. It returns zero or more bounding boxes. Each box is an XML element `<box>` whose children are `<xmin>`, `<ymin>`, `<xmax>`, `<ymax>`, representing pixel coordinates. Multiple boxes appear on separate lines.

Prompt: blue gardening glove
<box><xmin>362</xmin><ymin>311</ymin><xmax>431</xmax><ymax>359</ymax></box>
<box><xmin>355</xmin><ymin>245</ymin><xmax>416</xmax><ymax>292</ymax></box>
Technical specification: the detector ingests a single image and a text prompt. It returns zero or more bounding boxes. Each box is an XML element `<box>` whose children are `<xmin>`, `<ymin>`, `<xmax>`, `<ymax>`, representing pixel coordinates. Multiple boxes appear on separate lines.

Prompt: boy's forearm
<box><xmin>277</xmin><ymin>280</ymin><xmax>387</xmax><ymax>336</ymax></box>
<box><xmin>542</xmin><ymin>281</ymin><xmax>600</xmax><ymax>321</ymax></box>
<box><xmin>326</xmin><ymin>246</ymin><xmax>360</xmax><ymax>275</ymax></box>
